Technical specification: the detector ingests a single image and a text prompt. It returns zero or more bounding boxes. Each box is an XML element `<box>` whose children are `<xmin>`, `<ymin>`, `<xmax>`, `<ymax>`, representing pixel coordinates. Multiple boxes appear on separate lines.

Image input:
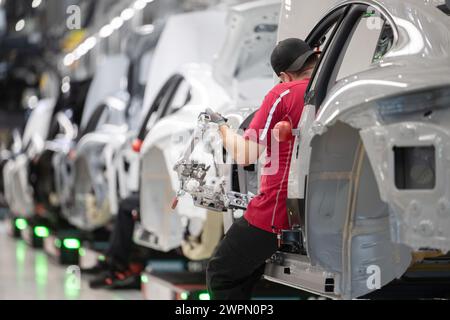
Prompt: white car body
<box><xmin>138</xmin><ymin>0</ymin><xmax>280</xmax><ymax>260</ymax></box>
<box><xmin>114</xmin><ymin>9</ymin><xmax>229</xmax><ymax>208</ymax></box>
<box><xmin>54</xmin><ymin>54</ymin><xmax>130</xmax><ymax>230</ymax></box>
<box><xmin>3</xmin><ymin>98</ymin><xmax>56</xmax><ymax>218</ymax></box>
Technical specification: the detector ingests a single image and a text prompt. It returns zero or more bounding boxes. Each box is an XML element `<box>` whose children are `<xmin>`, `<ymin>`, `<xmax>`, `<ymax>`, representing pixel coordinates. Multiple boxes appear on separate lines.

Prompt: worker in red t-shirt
<box><xmin>206</xmin><ymin>38</ymin><xmax>319</xmax><ymax>300</ymax></box>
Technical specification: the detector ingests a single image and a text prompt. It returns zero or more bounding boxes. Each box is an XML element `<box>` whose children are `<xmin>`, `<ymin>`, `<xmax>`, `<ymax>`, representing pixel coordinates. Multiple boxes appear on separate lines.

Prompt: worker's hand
<box><xmin>205</xmin><ymin>108</ymin><xmax>227</xmax><ymax>127</ymax></box>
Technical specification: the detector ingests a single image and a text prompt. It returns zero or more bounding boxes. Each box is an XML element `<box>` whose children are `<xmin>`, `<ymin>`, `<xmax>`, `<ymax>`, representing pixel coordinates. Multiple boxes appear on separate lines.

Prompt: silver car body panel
<box><xmin>257</xmin><ymin>0</ymin><xmax>450</xmax><ymax>298</ymax></box>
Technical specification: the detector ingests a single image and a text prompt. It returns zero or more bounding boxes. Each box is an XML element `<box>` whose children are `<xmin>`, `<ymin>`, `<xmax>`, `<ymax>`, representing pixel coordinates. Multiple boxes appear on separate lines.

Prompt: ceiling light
<box><xmin>73</xmin><ymin>51</ymin><xmax>81</xmax><ymax>60</ymax></box>
<box><xmin>32</xmin><ymin>0</ymin><xmax>42</xmax><ymax>8</ymax></box>
<box><xmin>63</xmin><ymin>53</ymin><xmax>75</xmax><ymax>66</ymax></box>
<box><xmin>84</xmin><ymin>36</ymin><xmax>97</xmax><ymax>50</ymax></box>
<box><xmin>133</xmin><ymin>0</ymin><xmax>147</xmax><ymax>10</ymax></box>
<box><xmin>99</xmin><ymin>24</ymin><xmax>113</xmax><ymax>38</ymax></box>
<box><xmin>120</xmin><ymin>8</ymin><xmax>135</xmax><ymax>21</ymax></box>
<box><xmin>75</xmin><ymin>43</ymin><xmax>89</xmax><ymax>57</ymax></box>
<box><xmin>111</xmin><ymin>16</ymin><xmax>124</xmax><ymax>30</ymax></box>
<box><xmin>15</xmin><ymin>19</ymin><xmax>25</xmax><ymax>32</ymax></box>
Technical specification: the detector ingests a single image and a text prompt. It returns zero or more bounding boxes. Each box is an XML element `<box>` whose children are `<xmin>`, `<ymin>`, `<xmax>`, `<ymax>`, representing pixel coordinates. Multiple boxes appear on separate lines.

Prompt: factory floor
<box><xmin>0</xmin><ymin>220</ymin><xmax>142</xmax><ymax>300</ymax></box>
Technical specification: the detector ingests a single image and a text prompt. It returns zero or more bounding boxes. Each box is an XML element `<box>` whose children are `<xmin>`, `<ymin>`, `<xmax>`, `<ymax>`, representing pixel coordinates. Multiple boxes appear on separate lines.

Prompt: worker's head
<box><xmin>271</xmin><ymin>38</ymin><xmax>319</xmax><ymax>83</ymax></box>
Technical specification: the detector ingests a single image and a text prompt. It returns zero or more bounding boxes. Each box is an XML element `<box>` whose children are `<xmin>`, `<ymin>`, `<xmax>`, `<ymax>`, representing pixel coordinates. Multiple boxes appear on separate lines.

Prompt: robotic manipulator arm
<box><xmin>173</xmin><ymin>111</ymin><xmax>255</xmax><ymax>212</ymax></box>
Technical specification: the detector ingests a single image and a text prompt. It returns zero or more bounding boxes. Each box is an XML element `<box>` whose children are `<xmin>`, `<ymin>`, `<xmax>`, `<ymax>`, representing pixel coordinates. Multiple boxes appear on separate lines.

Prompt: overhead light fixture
<box><xmin>120</xmin><ymin>8</ymin><xmax>135</xmax><ymax>21</ymax></box>
<box><xmin>32</xmin><ymin>0</ymin><xmax>42</xmax><ymax>8</ymax></box>
<box><xmin>133</xmin><ymin>0</ymin><xmax>147</xmax><ymax>10</ymax></box>
<box><xmin>84</xmin><ymin>36</ymin><xmax>97</xmax><ymax>50</ymax></box>
<box><xmin>99</xmin><ymin>24</ymin><xmax>113</xmax><ymax>38</ymax></box>
<box><xmin>64</xmin><ymin>35</ymin><xmax>97</xmax><ymax>66</ymax></box>
<box><xmin>63</xmin><ymin>53</ymin><xmax>75</xmax><ymax>66</ymax></box>
<box><xmin>75</xmin><ymin>44</ymin><xmax>89</xmax><ymax>57</ymax></box>
<box><xmin>110</xmin><ymin>16</ymin><xmax>124</xmax><ymax>30</ymax></box>
<box><xmin>15</xmin><ymin>19</ymin><xmax>25</xmax><ymax>32</ymax></box>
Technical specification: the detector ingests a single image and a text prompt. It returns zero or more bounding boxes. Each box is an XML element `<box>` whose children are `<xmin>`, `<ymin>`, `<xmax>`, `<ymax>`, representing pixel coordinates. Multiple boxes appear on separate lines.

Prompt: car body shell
<box><xmin>3</xmin><ymin>98</ymin><xmax>56</xmax><ymax>218</ymax></box>
<box><xmin>138</xmin><ymin>0</ymin><xmax>279</xmax><ymax>260</ymax></box>
<box><xmin>262</xmin><ymin>0</ymin><xmax>450</xmax><ymax>299</ymax></box>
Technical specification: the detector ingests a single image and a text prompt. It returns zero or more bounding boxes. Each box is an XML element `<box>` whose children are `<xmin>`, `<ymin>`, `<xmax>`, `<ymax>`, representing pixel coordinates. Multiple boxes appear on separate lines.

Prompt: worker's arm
<box><xmin>205</xmin><ymin>108</ymin><xmax>265</xmax><ymax>166</ymax></box>
<box><xmin>218</xmin><ymin>125</ymin><xmax>265</xmax><ymax>166</ymax></box>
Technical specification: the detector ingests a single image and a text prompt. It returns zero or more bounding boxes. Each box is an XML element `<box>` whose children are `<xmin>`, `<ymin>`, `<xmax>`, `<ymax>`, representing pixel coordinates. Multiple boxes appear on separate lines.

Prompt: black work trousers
<box><xmin>107</xmin><ymin>193</ymin><xmax>139</xmax><ymax>268</ymax></box>
<box><xmin>206</xmin><ymin>217</ymin><xmax>278</xmax><ymax>300</ymax></box>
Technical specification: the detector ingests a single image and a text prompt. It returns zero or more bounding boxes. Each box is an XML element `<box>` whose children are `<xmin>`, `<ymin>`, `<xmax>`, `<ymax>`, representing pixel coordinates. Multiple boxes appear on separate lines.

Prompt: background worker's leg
<box><xmin>89</xmin><ymin>193</ymin><xmax>141</xmax><ymax>289</ymax></box>
<box><xmin>107</xmin><ymin>192</ymin><xmax>140</xmax><ymax>268</ymax></box>
<box><xmin>206</xmin><ymin>218</ymin><xmax>278</xmax><ymax>300</ymax></box>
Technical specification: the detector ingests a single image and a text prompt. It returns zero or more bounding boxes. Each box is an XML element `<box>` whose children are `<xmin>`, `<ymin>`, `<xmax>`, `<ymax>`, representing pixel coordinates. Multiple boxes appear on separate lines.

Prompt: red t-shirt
<box><xmin>243</xmin><ymin>79</ymin><xmax>309</xmax><ymax>233</ymax></box>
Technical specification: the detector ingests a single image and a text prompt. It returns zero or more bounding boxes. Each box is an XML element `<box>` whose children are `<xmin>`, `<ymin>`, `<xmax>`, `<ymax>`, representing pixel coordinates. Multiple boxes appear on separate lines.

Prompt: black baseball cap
<box><xmin>271</xmin><ymin>38</ymin><xmax>317</xmax><ymax>76</ymax></box>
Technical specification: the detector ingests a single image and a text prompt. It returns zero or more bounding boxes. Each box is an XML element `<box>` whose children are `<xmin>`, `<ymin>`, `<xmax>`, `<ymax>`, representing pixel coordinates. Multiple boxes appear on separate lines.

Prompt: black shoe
<box><xmin>89</xmin><ymin>270</ymin><xmax>116</xmax><ymax>289</ymax></box>
<box><xmin>112</xmin><ymin>271</ymin><xmax>141</xmax><ymax>290</ymax></box>
<box><xmin>81</xmin><ymin>259</ymin><xmax>110</xmax><ymax>275</ymax></box>
<box><xmin>89</xmin><ymin>268</ymin><xmax>141</xmax><ymax>290</ymax></box>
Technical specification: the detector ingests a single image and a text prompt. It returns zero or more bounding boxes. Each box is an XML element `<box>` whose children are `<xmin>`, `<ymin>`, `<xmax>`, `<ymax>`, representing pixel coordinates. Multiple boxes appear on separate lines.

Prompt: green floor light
<box><xmin>180</xmin><ymin>292</ymin><xmax>189</xmax><ymax>300</ymax></box>
<box><xmin>198</xmin><ymin>292</ymin><xmax>211</xmax><ymax>301</ymax></box>
<box><xmin>63</xmin><ymin>238</ymin><xmax>81</xmax><ymax>250</ymax></box>
<box><xmin>141</xmin><ymin>275</ymin><xmax>149</xmax><ymax>284</ymax></box>
<box><xmin>34</xmin><ymin>226</ymin><xmax>49</xmax><ymax>238</ymax></box>
<box><xmin>15</xmin><ymin>218</ymin><xmax>28</xmax><ymax>231</ymax></box>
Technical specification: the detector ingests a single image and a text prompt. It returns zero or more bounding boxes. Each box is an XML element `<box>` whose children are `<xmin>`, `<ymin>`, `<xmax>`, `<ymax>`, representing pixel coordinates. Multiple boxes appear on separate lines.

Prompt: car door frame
<box><xmin>137</xmin><ymin>74</ymin><xmax>185</xmax><ymax>142</ymax></box>
<box><xmin>290</xmin><ymin>1</ymin><xmax>396</xmax><ymax>233</ymax></box>
<box><xmin>287</xmin><ymin>4</ymin><xmax>352</xmax><ymax>230</ymax></box>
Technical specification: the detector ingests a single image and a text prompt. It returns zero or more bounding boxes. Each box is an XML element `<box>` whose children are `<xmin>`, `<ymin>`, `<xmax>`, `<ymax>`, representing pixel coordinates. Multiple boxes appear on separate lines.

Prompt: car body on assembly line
<box><xmin>3</xmin><ymin>98</ymin><xmax>57</xmax><ymax>219</ymax></box>
<box><xmin>137</xmin><ymin>0</ymin><xmax>280</xmax><ymax>261</ymax></box>
<box><xmin>265</xmin><ymin>0</ymin><xmax>450</xmax><ymax>299</ymax></box>
<box><xmin>177</xmin><ymin>0</ymin><xmax>450</xmax><ymax>299</ymax></box>
<box><xmin>53</xmin><ymin>54</ymin><xmax>131</xmax><ymax>231</ymax></box>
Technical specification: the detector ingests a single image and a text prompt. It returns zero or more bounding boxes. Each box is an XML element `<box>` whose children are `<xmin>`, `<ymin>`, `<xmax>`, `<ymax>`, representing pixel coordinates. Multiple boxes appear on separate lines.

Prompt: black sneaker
<box><xmin>89</xmin><ymin>270</ymin><xmax>117</xmax><ymax>289</ymax></box>
<box><xmin>112</xmin><ymin>270</ymin><xmax>141</xmax><ymax>290</ymax></box>
<box><xmin>81</xmin><ymin>259</ymin><xmax>110</xmax><ymax>275</ymax></box>
<box><xmin>89</xmin><ymin>266</ymin><xmax>142</xmax><ymax>290</ymax></box>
